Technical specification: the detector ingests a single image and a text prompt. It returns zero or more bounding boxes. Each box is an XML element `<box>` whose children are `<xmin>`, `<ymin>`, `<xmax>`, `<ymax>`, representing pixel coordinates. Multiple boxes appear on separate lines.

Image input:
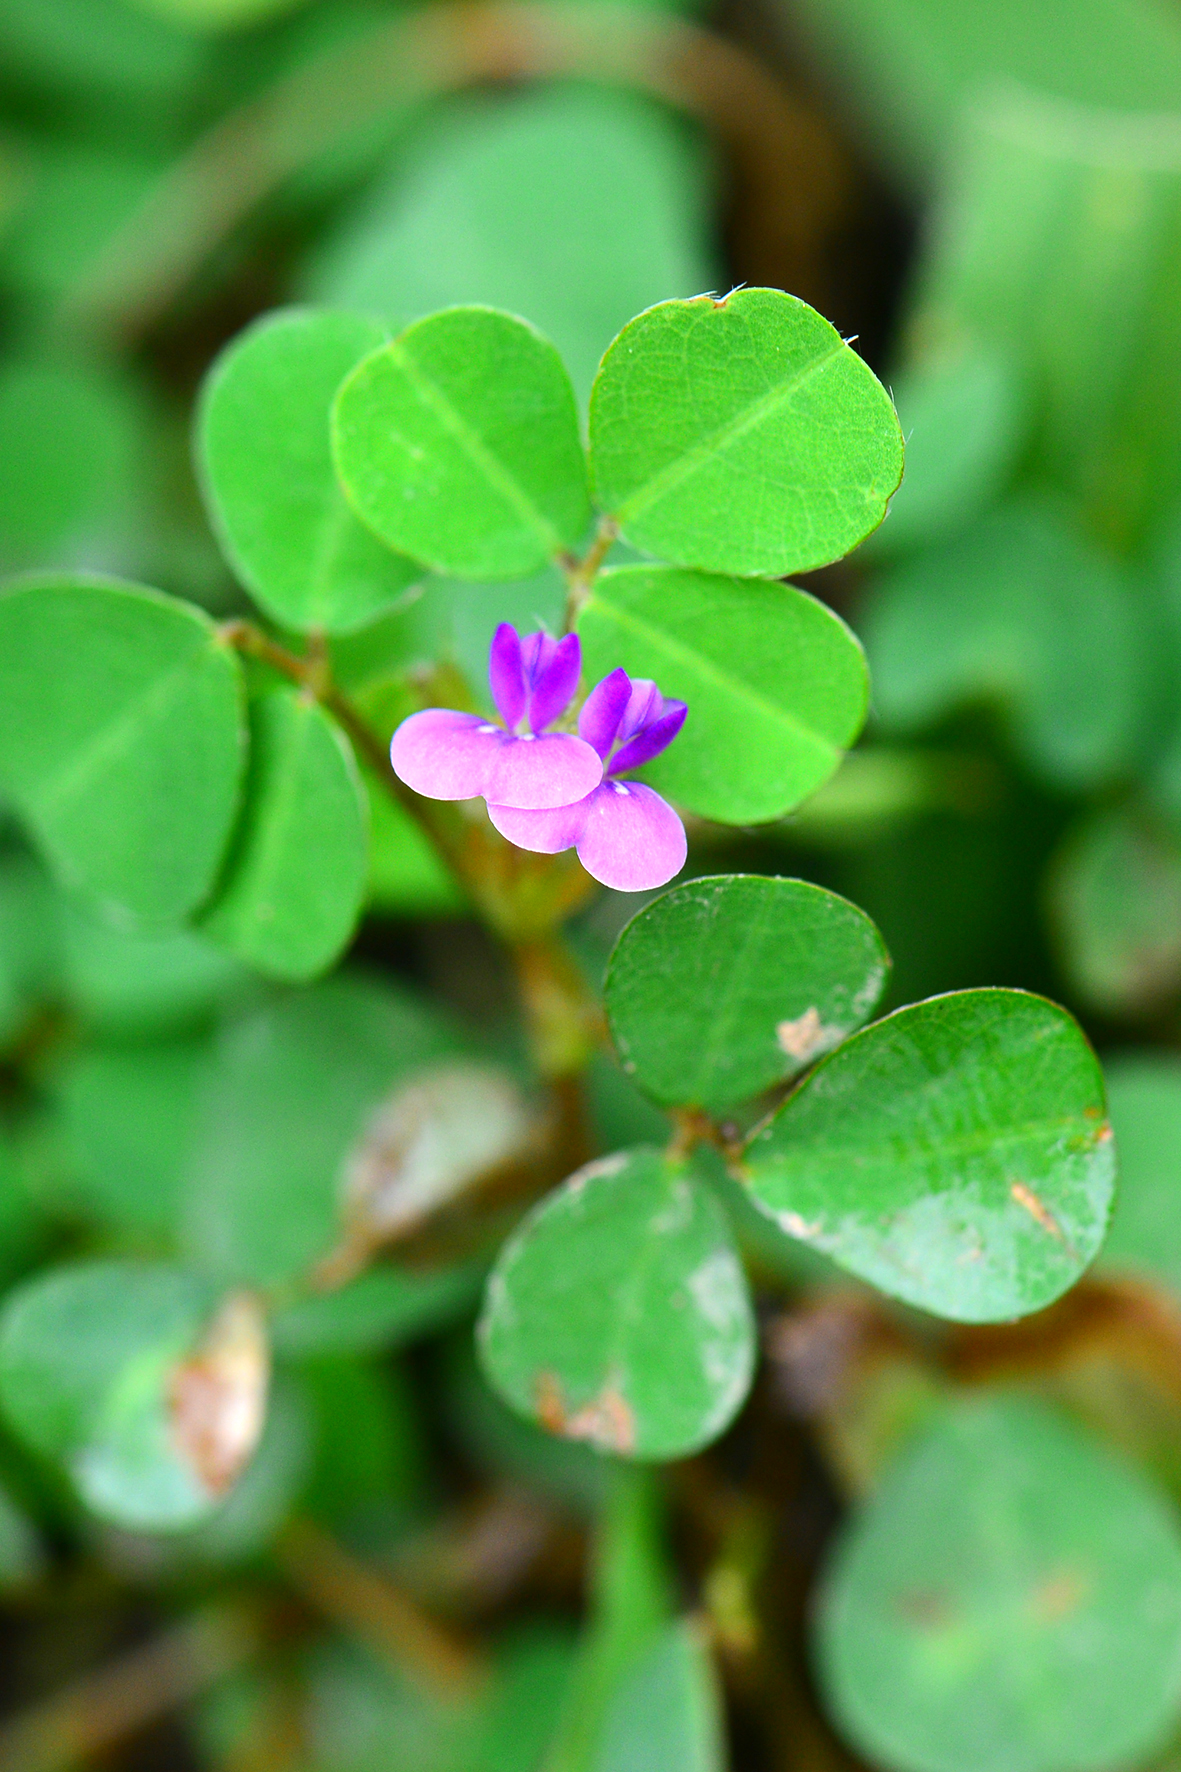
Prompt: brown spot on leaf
<box><xmin>1030</xmin><ymin>1567</ymin><xmax>1088</xmax><ymax>1623</ymax></box>
<box><xmin>567</xmin><ymin>1385</ymin><xmax>636</xmax><ymax>1455</ymax></box>
<box><xmin>897</xmin><ymin>1589</ymin><xmax>956</xmax><ymax>1630</ymax></box>
<box><xmin>1010</xmin><ymin>1182</ymin><xmax>1065</xmax><ymax>1242</ymax></box>
<box><xmin>170</xmin><ymin>1291</ymin><xmax>269</xmax><ymax>1497</ymax></box>
<box><xmin>1097</xmin><ymin>1122</ymin><xmax>1114</xmax><ymax>1143</ymax></box>
<box><xmin>535</xmin><ymin>1370</ymin><xmax>567</xmax><ymax>1435</ymax></box>
<box><xmin>776</xmin><ymin>1007</ymin><xmax>838</xmax><ymax>1063</ymax></box>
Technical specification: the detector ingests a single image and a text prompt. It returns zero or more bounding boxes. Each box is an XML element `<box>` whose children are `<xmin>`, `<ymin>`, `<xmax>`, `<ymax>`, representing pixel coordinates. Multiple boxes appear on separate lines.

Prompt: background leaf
<box><xmin>201</xmin><ymin>689</ymin><xmax>368</xmax><ymax>982</ymax></box>
<box><xmin>1099</xmin><ymin>1056</ymin><xmax>1181</xmax><ymax>1295</ymax></box>
<box><xmin>605</xmin><ymin>874</ymin><xmax>889</xmax><ymax>1113</ymax></box>
<box><xmin>744</xmin><ymin>989</ymin><xmax>1115</xmax><ymax>1322</ymax></box>
<box><xmin>332</xmin><ymin>306</ymin><xmax>591</xmax><ymax>579</ymax></box>
<box><xmin>1047</xmin><ymin>806</ymin><xmax>1181</xmax><ymax>1019</ymax></box>
<box><xmin>863</xmin><ymin>500</ymin><xmax>1142</xmax><ymax>792</ymax></box>
<box><xmin>815</xmin><ymin>1393</ymin><xmax>1181</xmax><ymax>1772</ymax></box>
<box><xmin>198</xmin><ymin>307</ymin><xmax>422</xmax><ymax>634</ymax></box>
<box><xmin>596</xmin><ymin>1618</ymin><xmax>727</xmax><ymax>1772</ymax></box>
<box><xmin>0</xmin><ymin>576</ymin><xmax>245</xmax><ymax>924</ymax></box>
<box><xmin>588</xmin><ymin>288</ymin><xmax>903</xmax><ymax>577</ymax></box>
<box><xmin>0</xmin><ymin>1260</ymin><xmax>225</xmax><ymax>1529</ymax></box>
<box><xmin>302</xmin><ymin>84</ymin><xmax>719</xmax><ymax>406</ymax></box>
<box><xmin>478</xmin><ymin>1147</ymin><xmax>756</xmax><ymax>1462</ymax></box>
<box><xmin>183</xmin><ymin>972</ymin><xmax>457</xmax><ymax>1289</ymax></box>
<box><xmin>578</xmin><ymin>566</ymin><xmax>868</xmax><ymax>823</ymax></box>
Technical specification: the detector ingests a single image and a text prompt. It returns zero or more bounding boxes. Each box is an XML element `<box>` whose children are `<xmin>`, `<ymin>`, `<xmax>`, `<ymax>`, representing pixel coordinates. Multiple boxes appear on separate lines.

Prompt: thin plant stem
<box><xmin>561</xmin><ymin>515</ymin><xmax>619</xmax><ymax>631</ymax></box>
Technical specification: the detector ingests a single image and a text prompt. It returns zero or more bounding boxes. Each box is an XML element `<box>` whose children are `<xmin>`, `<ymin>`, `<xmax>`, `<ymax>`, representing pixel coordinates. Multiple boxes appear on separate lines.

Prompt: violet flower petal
<box><xmin>527</xmin><ymin>631</ymin><xmax>582</xmax><ymax>733</ymax></box>
<box><xmin>617</xmin><ymin>678</ymin><xmax>662</xmax><ymax>744</ymax></box>
<box><xmin>486</xmin><ymin>795</ymin><xmax>591</xmax><ymax>854</ymax></box>
<box><xmin>488</xmin><ymin>624</ymin><xmax>526</xmax><ymax>730</ymax></box>
<box><xmin>575</xmin><ymin>780</ymin><xmax>687</xmax><ymax>892</ymax></box>
<box><xmin>607</xmin><ymin>701</ymin><xmax>688</xmax><ymax>775</ymax></box>
<box><xmin>484</xmin><ymin>732</ymin><xmax>603</xmax><ymax>810</ymax></box>
<box><xmin>391</xmin><ymin>709</ymin><xmax>506</xmax><ymax>800</ymax></box>
<box><xmin>521</xmin><ymin>631</ymin><xmax>558</xmax><ymax>686</ymax></box>
<box><xmin>578</xmin><ymin>668</ymin><xmax>631</xmax><ymax>758</ymax></box>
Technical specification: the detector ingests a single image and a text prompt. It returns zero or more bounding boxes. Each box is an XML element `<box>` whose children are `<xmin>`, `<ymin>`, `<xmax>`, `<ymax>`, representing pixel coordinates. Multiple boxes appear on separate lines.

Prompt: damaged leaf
<box><xmin>743</xmin><ymin>989</ymin><xmax>1114</xmax><ymax>1322</ymax></box>
<box><xmin>478</xmin><ymin>1147</ymin><xmax>756</xmax><ymax>1462</ymax></box>
<box><xmin>605</xmin><ymin>875</ymin><xmax>889</xmax><ymax>1113</ymax></box>
<box><xmin>0</xmin><ymin>1262</ymin><xmax>268</xmax><ymax>1529</ymax></box>
<box><xmin>339</xmin><ymin>1060</ymin><xmax>542</xmax><ymax>1252</ymax></box>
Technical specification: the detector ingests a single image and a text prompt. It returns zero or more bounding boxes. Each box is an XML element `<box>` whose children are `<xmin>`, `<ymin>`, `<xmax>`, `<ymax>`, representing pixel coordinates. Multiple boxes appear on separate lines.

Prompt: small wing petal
<box><xmin>578</xmin><ymin>667</ymin><xmax>631</xmax><ymax>758</ymax></box>
<box><xmin>484</xmin><ymin>732</ymin><xmax>603</xmax><ymax>810</ymax></box>
<box><xmin>575</xmin><ymin>781</ymin><xmax>687</xmax><ymax>892</ymax></box>
<box><xmin>528</xmin><ymin>631</ymin><xmax>582</xmax><ymax>732</ymax></box>
<box><xmin>486</xmin><ymin>795</ymin><xmax>593</xmax><ymax>854</ymax></box>
<box><xmin>488</xmin><ymin>623</ymin><xmax>526</xmax><ymax>730</ymax></box>
<box><xmin>391</xmin><ymin>709</ymin><xmax>504</xmax><ymax>800</ymax></box>
<box><xmin>608</xmin><ymin>701</ymin><xmax>688</xmax><ymax>775</ymax></box>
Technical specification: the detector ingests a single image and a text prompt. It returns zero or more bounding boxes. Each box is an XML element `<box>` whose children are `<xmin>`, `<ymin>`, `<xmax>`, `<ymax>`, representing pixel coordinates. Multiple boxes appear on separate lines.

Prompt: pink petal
<box><xmin>528</xmin><ymin>632</ymin><xmax>581</xmax><ymax>733</ymax></box>
<box><xmin>575</xmin><ymin>781</ymin><xmax>687</xmax><ymax>891</ymax></box>
<box><xmin>484</xmin><ymin>732</ymin><xmax>603</xmax><ymax>810</ymax></box>
<box><xmin>486</xmin><ymin>795</ymin><xmax>592</xmax><ymax>854</ymax></box>
<box><xmin>488</xmin><ymin>624</ymin><xmax>526</xmax><ymax>730</ymax></box>
<box><xmin>578</xmin><ymin>668</ymin><xmax>631</xmax><ymax>758</ymax></box>
<box><xmin>391</xmin><ymin>709</ymin><xmax>505</xmax><ymax>800</ymax></box>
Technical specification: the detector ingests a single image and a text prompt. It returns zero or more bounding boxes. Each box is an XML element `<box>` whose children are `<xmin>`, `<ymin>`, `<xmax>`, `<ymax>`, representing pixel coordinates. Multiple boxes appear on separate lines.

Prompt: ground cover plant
<box><xmin>6</xmin><ymin>3</ymin><xmax>1181</xmax><ymax>1771</ymax></box>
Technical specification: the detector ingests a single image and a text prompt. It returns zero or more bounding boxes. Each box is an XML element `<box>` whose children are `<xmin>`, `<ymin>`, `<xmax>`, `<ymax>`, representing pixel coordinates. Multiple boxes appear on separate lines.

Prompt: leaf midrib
<box><xmin>586</xmin><ymin>595</ymin><xmax>841</xmax><ymax>765</ymax></box>
<box><xmin>612</xmin><ymin>339</ymin><xmax>847</xmax><ymax>523</ymax></box>
<box><xmin>755</xmin><ymin>1115</ymin><xmax>1099</xmax><ymax>1172</ymax></box>
<box><xmin>31</xmin><ymin>644</ymin><xmax>209</xmax><ymax>819</ymax></box>
<box><xmin>392</xmin><ymin>340</ymin><xmax>562</xmax><ymax>555</ymax></box>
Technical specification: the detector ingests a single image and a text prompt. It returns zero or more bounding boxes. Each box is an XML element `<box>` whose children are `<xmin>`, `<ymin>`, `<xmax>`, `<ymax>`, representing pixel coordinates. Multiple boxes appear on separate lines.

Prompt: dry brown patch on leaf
<box><xmin>170</xmin><ymin>1291</ymin><xmax>269</xmax><ymax>1496</ymax></box>
<box><xmin>776</xmin><ymin>1006</ymin><xmax>839</xmax><ymax>1063</ymax></box>
<box><xmin>1010</xmin><ymin>1181</ymin><xmax>1065</xmax><ymax>1242</ymax></box>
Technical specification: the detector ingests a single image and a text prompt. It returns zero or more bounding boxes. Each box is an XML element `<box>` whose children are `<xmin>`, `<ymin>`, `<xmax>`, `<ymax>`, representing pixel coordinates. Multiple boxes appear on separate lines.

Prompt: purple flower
<box><xmin>487</xmin><ymin>669</ymin><xmax>688</xmax><ymax>892</ymax></box>
<box><xmin>390</xmin><ymin>624</ymin><xmax>604</xmax><ymax>809</ymax></box>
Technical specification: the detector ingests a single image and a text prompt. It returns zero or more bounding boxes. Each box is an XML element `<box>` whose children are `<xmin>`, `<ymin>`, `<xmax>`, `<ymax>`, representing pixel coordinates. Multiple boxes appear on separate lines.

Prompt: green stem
<box><xmin>561</xmin><ymin>515</ymin><xmax>619</xmax><ymax>632</ymax></box>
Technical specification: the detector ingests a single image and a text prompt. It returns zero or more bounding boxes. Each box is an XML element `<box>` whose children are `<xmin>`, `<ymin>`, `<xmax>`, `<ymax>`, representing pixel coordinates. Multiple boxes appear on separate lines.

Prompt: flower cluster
<box><xmin>390</xmin><ymin>624</ymin><xmax>687</xmax><ymax>891</ymax></box>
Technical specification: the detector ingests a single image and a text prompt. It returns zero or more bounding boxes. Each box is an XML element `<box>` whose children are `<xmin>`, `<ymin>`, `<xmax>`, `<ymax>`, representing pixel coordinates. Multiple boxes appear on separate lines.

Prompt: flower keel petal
<box><xmin>486</xmin><ymin>797</ymin><xmax>591</xmax><ymax>854</ymax></box>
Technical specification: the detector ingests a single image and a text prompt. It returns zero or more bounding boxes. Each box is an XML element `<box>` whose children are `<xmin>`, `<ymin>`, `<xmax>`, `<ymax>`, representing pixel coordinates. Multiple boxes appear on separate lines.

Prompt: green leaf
<box><xmin>0</xmin><ymin>357</ymin><xmax>140</xmax><ymax>566</ymax></box>
<box><xmin>183</xmin><ymin>972</ymin><xmax>456</xmax><ymax>1288</ymax></box>
<box><xmin>815</xmin><ymin>1392</ymin><xmax>1181</xmax><ymax>1772</ymax></box>
<box><xmin>478</xmin><ymin>1147</ymin><xmax>756</xmax><ymax>1461</ymax></box>
<box><xmin>606</xmin><ymin>875</ymin><xmax>889</xmax><ymax>1113</ymax></box>
<box><xmin>332</xmin><ymin>306</ymin><xmax>591</xmax><ymax>579</ymax></box>
<box><xmin>0</xmin><ymin>1261</ymin><xmax>223</xmax><ymax>1529</ymax></box>
<box><xmin>596</xmin><ymin>1619</ymin><xmax>726</xmax><ymax>1772</ymax></box>
<box><xmin>54</xmin><ymin>1036</ymin><xmax>209</xmax><ymax>1235</ymax></box>
<box><xmin>0</xmin><ymin>1480</ymin><xmax>43</xmax><ymax>1591</ymax></box>
<box><xmin>60</xmin><ymin>895</ymin><xmax>255</xmax><ymax>1037</ymax></box>
<box><xmin>364</xmin><ymin>767</ymin><xmax>464</xmax><ymax>916</ymax></box>
<box><xmin>743</xmin><ymin>989</ymin><xmax>1114</xmax><ymax>1322</ymax></box>
<box><xmin>0</xmin><ymin>849</ymin><xmax>60</xmax><ymax>1048</ymax></box>
<box><xmin>588</xmin><ymin>288</ymin><xmax>902</xmax><ymax>577</ymax></box>
<box><xmin>0</xmin><ymin>576</ymin><xmax>245</xmax><ymax>924</ymax></box>
<box><xmin>783</xmin><ymin>0</ymin><xmax>1181</xmax><ymax>181</ymax></box>
<box><xmin>197</xmin><ymin>308</ymin><xmax>423</xmax><ymax>634</ymax></box>
<box><xmin>863</xmin><ymin>501</ymin><xmax>1142</xmax><ymax>792</ymax></box>
<box><xmin>870</xmin><ymin>346</ymin><xmax>1030</xmax><ymax>557</ymax></box>
<box><xmin>578</xmin><ymin>566</ymin><xmax>868</xmax><ymax>823</ymax></box>
<box><xmin>1047</xmin><ymin>807</ymin><xmax>1181</xmax><ymax>1019</ymax></box>
<box><xmin>1100</xmin><ymin>1057</ymin><xmax>1181</xmax><ymax>1295</ymax></box>
<box><xmin>130</xmin><ymin>0</ymin><xmax>305</xmax><ymax>29</ymax></box>
<box><xmin>547</xmin><ymin>1463</ymin><xmax>673</xmax><ymax>1772</ymax></box>
<box><xmin>201</xmin><ymin>690</ymin><xmax>368</xmax><ymax>982</ymax></box>
<box><xmin>301</xmin><ymin>84</ymin><xmax>720</xmax><ymax>406</ymax></box>
<box><xmin>271</xmin><ymin>1259</ymin><xmax>484</xmax><ymax>1358</ymax></box>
